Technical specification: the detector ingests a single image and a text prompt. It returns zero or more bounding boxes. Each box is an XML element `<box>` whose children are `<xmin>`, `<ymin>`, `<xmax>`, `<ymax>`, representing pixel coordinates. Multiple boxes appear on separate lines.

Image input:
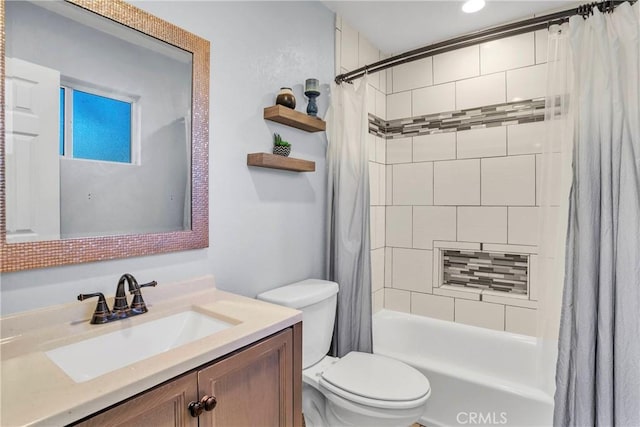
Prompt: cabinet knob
<box><xmin>188</xmin><ymin>395</ymin><xmax>217</xmax><ymax>417</ymax></box>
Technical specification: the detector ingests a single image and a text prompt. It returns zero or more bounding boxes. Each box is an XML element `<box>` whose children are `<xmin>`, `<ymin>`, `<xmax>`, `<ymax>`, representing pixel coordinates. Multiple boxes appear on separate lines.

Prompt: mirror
<box><xmin>0</xmin><ymin>0</ymin><xmax>210</xmax><ymax>272</ymax></box>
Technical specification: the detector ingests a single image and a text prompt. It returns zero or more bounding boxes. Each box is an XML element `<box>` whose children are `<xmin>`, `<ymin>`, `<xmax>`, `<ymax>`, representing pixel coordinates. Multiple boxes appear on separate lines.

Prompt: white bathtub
<box><xmin>373</xmin><ymin>310</ymin><xmax>553</xmax><ymax>427</ymax></box>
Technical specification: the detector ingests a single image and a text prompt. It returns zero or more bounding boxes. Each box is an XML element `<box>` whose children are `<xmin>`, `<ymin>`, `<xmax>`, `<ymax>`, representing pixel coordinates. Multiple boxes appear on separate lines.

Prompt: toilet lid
<box><xmin>319</xmin><ymin>352</ymin><xmax>430</xmax><ymax>408</ymax></box>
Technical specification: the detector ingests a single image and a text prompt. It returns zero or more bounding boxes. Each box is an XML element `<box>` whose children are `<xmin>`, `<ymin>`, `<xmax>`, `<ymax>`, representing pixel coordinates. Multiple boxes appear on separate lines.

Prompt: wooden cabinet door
<box><xmin>198</xmin><ymin>329</ymin><xmax>294</xmax><ymax>427</ymax></box>
<box><xmin>75</xmin><ymin>372</ymin><xmax>198</xmax><ymax>427</ymax></box>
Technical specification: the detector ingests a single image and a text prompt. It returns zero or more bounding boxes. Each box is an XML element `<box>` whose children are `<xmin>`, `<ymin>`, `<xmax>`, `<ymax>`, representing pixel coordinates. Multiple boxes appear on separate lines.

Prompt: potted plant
<box><xmin>273</xmin><ymin>133</ymin><xmax>291</xmax><ymax>157</ymax></box>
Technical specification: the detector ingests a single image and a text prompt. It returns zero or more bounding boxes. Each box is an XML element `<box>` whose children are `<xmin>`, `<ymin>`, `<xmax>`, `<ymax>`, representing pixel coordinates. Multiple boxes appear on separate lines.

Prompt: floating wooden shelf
<box><xmin>247</xmin><ymin>153</ymin><xmax>315</xmax><ymax>172</ymax></box>
<box><xmin>264</xmin><ymin>105</ymin><xmax>326</xmax><ymax>133</ymax></box>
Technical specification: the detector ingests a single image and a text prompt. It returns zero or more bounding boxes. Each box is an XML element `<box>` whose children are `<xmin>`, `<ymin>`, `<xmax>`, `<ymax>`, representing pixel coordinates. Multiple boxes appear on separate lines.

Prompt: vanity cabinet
<box><xmin>74</xmin><ymin>324</ymin><xmax>302</xmax><ymax>427</ymax></box>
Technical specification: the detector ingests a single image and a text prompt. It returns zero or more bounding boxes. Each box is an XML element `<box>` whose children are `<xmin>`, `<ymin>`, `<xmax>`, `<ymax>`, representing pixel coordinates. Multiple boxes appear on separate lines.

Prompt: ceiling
<box><xmin>322</xmin><ymin>1</ymin><xmax>576</xmax><ymax>54</ymax></box>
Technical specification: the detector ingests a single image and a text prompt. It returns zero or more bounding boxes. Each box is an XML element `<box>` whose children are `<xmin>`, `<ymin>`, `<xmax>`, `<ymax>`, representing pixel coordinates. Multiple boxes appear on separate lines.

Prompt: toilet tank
<box><xmin>257</xmin><ymin>279</ymin><xmax>339</xmax><ymax>369</ymax></box>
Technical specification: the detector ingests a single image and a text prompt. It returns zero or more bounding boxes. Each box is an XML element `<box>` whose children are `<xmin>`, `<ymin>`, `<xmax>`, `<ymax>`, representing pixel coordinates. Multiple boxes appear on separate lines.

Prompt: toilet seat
<box><xmin>318</xmin><ymin>352</ymin><xmax>431</xmax><ymax>410</ymax></box>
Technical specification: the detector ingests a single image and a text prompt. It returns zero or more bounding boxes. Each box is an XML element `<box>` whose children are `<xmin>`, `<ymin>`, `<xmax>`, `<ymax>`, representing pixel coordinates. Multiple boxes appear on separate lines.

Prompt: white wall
<box><xmin>0</xmin><ymin>1</ymin><xmax>334</xmax><ymax>314</ymax></box>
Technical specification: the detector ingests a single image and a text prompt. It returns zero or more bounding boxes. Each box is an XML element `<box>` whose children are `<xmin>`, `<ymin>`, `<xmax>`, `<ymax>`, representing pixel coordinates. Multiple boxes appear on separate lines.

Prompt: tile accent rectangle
<box><xmin>443</xmin><ymin>250</ymin><xmax>528</xmax><ymax>295</ymax></box>
<box><xmin>369</xmin><ymin>98</ymin><xmax>544</xmax><ymax>140</ymax></box>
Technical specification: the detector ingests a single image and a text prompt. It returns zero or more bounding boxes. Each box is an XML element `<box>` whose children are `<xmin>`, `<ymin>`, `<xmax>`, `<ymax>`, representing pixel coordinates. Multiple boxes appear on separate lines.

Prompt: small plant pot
<box><xmin>273</xmin><ymin>146</ymin><xmax>291</xmax><ymax>157</ymax></box>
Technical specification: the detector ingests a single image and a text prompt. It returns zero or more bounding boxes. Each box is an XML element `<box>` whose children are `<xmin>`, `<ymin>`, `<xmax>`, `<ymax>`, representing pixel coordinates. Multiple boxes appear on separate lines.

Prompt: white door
<box><xmin>5</xmin><ymin>57</ymin><xmax>60</xmax><ymax>243</ymax></box>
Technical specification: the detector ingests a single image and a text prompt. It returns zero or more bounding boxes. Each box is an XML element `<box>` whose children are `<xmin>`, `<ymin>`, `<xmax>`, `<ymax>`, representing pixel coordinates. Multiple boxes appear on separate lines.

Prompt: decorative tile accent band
<box><xmin>443</xmin><ymin>250</ymin><xmax>528</xmax><ymax>295</ymax></box>
<box><xmin>369</xmin><ymin>98</ymin><xmax>545</xmax><ymax>139</ymax></box>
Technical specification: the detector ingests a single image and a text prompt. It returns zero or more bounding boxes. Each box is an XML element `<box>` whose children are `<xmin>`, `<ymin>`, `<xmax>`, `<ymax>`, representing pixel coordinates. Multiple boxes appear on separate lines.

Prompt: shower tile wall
<box><xmin>337</xmin><ymin>17</ymin><xmax>548</xmax><ymax>336</ymax></box>
<box><xmin>335</xmin><ymin>16</ymin><xmax>388</xmax><ymax>315</ymax></box>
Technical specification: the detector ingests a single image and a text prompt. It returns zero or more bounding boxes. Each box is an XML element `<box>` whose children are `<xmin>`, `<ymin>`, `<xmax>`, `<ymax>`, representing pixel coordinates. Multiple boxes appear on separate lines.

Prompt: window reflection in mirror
<box><xmin>4</xmin><ymin>0</ymin><xmax>193</xmax><ymax>243</ymax></box>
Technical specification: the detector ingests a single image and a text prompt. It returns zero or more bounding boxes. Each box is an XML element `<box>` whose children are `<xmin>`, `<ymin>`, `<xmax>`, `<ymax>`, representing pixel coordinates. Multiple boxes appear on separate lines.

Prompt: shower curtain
<box><xmin>553</xmin><ymin>2</ymin><xmax>640</xmax><ymax>426</ymax></box>
<box><xmin>325</xmin><ymin>76</ymin><xmax>373</xmax><ymax>356</ymax></box>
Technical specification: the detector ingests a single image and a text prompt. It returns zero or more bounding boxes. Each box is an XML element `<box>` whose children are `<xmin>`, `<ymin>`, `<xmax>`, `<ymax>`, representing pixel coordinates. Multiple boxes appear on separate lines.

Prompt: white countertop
<box><xmin>0</xmin><ymin>275</ymin><xmax>302</xmax><ymax>426</ymax></box>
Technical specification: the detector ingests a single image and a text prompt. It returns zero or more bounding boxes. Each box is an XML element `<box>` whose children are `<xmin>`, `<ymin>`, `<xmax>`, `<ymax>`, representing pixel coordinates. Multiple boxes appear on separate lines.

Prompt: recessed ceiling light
<box><xmin>462</xmin><ymin>0</ymin><xmax>486</xmax><ymax>13</ymax></box>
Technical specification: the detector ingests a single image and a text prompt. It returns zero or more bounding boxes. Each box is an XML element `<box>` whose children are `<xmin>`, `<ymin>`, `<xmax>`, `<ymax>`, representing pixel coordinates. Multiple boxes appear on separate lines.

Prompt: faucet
<box><xmin>78</xmin><ymin>274</ymin><xmax>157</xmax><ymax>324</ymax></box>
<box><xmin>124</xmin><ymin>273</ymin><xmax>158</xmax><ymax>314</ymax></box>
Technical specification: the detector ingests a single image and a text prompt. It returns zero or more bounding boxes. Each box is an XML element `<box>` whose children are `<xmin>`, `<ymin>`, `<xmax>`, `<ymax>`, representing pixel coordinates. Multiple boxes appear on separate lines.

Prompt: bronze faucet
<box><xmin>78</xmin><ymin>274</ymin><xmax>157</xmax><ymax>324</ymax></box>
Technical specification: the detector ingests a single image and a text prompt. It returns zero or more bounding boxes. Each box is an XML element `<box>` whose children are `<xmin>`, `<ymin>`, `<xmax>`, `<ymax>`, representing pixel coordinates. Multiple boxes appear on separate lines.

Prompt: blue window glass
<box><xmin>59</xmin><ymin>88</ymin><xmax>65</xmax><ymax>156</ymax></box>
<box><xmin>72</xmin><ymin>90</ymin><xmax>131</xmax><ymax>163</ymax></box>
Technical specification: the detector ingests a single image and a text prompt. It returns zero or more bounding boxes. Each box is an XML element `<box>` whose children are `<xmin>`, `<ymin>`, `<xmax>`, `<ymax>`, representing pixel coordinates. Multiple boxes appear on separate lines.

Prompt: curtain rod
<box><xmin>335</xmin><ymin>0</ymin><xmax>634</xmax><ymax>84</ymax></box>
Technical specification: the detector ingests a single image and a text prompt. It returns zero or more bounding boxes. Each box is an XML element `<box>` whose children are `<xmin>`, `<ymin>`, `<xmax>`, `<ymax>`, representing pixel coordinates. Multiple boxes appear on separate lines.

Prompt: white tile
<box><xmin>433</xmin><ymin>159</ymin><xmax>480</xmax><ymax>206</ymax></box>
<box><xmin>535</xmin><ymin>29</ymin><xmax>548</xmax><ymax>64</ymax></box>
<box><xmin>375</xmin><ymin>89</ymin><xmax>386</xmax><ymax>120</ymax></box>
<box><xmin>458</xmin><ymin>207</ymin><xmax>508</xmax><ymax>243</ymax></box>
<box><xmin>340</xmin><ymin>21</ymin><xmax>359</xmax><ymax>72</ymax></box>
<box><xmin>335</xmin><ymin>15</ymin><xmax>342</xmax><ymax>31</ymax></box>
<box><xmin>385</xmin><ymin>247</ymin><xmax>393</xmax><ymax>287</ymax></box>
<box><xmin>505</xmin><ymin>306</ymin><xmax>537</xmax><ymax>336</ymax></box>
<box><xmin>507</xmin><ymin>122</ymin><xmax>545</xmax><ymax>155</ymax></box>
<box><xmin>387</xmin><ymin>91</ymin><xmax>412</xmax><ymax>120</ymax></box>
<box><xmin>413</xmin><ymin>132</ymin><xmax>456</xmax><ymax>162</ymax></box>
<box><xmin>386</xmin><ymin>67</ymin><xmax>393</xmax><ymax>94</ymax></box>
<box><xmin>529</xmin><ymin>254</ymin><xmax>539</xmax><ymax>301</ymax></box>
<box><xmin>482</xmin><ymin>291</ymin><xmax>538</xmax><ymax>309</ymax></box>
<box><xmin>376</xmin><ymin>137</ymin><xmax>386</xmax><ymax>164</ymax></box>
<box><xmin>393</xmin><ymin>57</ymin><xmax>433</xmax><ymax>92</ymax></box>
<box><xmin>386</xmin><ymin>164</ymin><xmax>393</xmax><ymax>204</ymax></box>
<box><xmin>507</xmin><ymin>64</ymin><xmax>546</xmax><ymax>102</ymax></box>
<box><xmin>413</xmin><ymin>206</ymin><xmax>456</xmax><ymax>249</ymax></box>
<box><xmin>392</xmin><ymin>248</ymin><xmax>433</xmax><ymax>293</ymax></box>
<box><xmin>384</xmin><ymin>289</ymin><xmax>411</xmax><ymax>313</ymax></box>
<box><xmin>372</xmin><ymin>289</ymin><xmax>384</xmax><ymax>313</ymax></box>
<box><xmin>371</xmin><ymin>206</ymin><xmax>385</xmax><ymax>249</ymax></box>
<box><xmin>335</xmin><ymin>29</ymin><xmax>342</xmax><ymax>74</ymax></box>
<box><xmin>433</xmin><ymin>285</ymin><xmax>481</xmax><ymax>301</ymax></box>
<box><xmin>359</xmin><ymin>35</ymin><xmax>380</xmax><ymax>90</ymax></box>
<box><xmin>379</xmin><ymin>165</ymin><xmax>386</xmax><ymax>207</ymax></box>
<box><xmin>413</xmin><ymin>83</ymin><xmax>456</xmax><ymax>116</ymax></box>
<box><xmin>456</xmin><ymin>73</ymin><xmax>506</xmax><ymax>110</ymax></box>
<box><xmin>483</xmin><ymin>243</ymin><xmax>537</xmax><ymax>254</ymax></box>
<box><xmin>393</xmin><ymin>163</ymin><xmax>433</xmax><ymax>205</ymax></box>
<box><xmin>411</xmin><ymin>293</ymin><xmax>454</xmax><ymax>321</ymax></box>
<box><xmin>370</xmin><ymin>207</ymin><xmax>377</xmax><ymax>249</ymax></box>
<box><xmin>357</xmin><ymin>34</ymin><xmax>379</xmax><ymax>66</ymax></box>
<box><xmin>375</xmin><ymin>206</ymin><xmax>385</xmax><ymax>248</ymax></box>
<box><xmin>380</xmin><ymin>55</ymin><xmax>389</xmax><ymax>94</ymax></box>
<box><xmin>433</xmin><ymin>241</ymin><xmax>481</xmax><ymax>250</ymax></box>
<box><xmin>480</xmin><ymin>33</ymin><xmax>535</xmax><ymax>74</ymax></box>
<box><xmin>455</xmin><ymin>299</ymin><xmax>505</xmax><ymax>331</ymax></box>
<box><xmin>386</xmin><ymin>206</ymin><xmax>412</xmax><ymax>247</ymax></box>
<box><xmin>481</xmin><ymin>155</ymin><xmax>536</xmax><ymax>206</ymax></box>
<box><xmin>369</xmin><ymin>162</ymin><xmax>380</xmax><ymax>206</ymax></box>
<box><xmin>456</xmin><ymin>126</ymin><xmax>507</xmax><ymax>159</ymax></box>
<box><xmin>433</xmin><ymin>45</ymin><xmax>480</xmax><ymax>84</ymax></box>
<box><xmin>367</xmin><ymin>84</ymin><xmax>376</xmax><ymax>115</ymax></box>
<box><xmin>368</xmin><ymin>133</ymin><xmax>376</xmax><ymax>162</ymax></box>
<box><xmin>387</xmin><ymin>137</ymin><xmax>412</xmax><ymax>164</ymax></box>
<box><xmin>508</xmin><ymin>207</ymin><xmax>539</xmax><ymax>246</ymax></box>
<box><xmin>371</xmin><ymin>248</ymin><xmax>384</xmax><ymax>292</ymax></box>
<box><xmin>536</xmin><ymin>153</ymin><xmax>562</xmax><ymax>206</ymax></box>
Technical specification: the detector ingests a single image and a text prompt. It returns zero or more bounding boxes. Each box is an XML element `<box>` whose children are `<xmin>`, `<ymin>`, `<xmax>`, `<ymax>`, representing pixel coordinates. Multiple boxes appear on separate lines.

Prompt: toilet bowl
<box><xmin>257</xmin><ymin>279</ymin><xmax>430</xmax><ymax>427</ymax></box>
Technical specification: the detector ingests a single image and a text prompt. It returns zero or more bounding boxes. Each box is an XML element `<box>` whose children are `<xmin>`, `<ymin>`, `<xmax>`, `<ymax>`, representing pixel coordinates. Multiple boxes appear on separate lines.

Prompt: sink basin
<box><xmin>45</xmin><ymin>310</ymin><xmax>233</xmax><ymax>383</ymax></box>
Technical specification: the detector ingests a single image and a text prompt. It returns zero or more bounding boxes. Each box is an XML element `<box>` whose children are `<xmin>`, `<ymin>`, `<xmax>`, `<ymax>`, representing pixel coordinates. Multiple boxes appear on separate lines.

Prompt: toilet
<box><xmin>257</xmin><ymin>279</ymin><xmax>431</xmax><ymax>427</ymax></box>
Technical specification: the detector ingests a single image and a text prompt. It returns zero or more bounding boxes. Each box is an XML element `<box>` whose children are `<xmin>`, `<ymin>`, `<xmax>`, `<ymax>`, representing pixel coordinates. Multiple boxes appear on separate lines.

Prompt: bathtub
<box><xmin>372</xmin><ymin>310</ymin><xmax>553</xmax><ymax>427</ymax></box>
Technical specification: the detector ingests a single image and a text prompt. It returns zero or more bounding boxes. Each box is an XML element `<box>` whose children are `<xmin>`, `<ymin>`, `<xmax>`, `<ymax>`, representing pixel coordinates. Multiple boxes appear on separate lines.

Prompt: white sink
<box><xmin>45</xmin><ymin>310</ymin><xmax>233</xmax><ymax>383</ymax></box>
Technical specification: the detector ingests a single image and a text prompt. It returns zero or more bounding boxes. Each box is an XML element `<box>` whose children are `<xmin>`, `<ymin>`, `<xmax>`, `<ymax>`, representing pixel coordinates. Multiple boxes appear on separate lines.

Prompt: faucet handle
<box><xmin>77</xmin><ymin>293</ymin><xmax>113</xmax><ymax>324</ymax></box>
<box><xmin>130</xmin><ymin>280</ymin><xmax>157</xmax><ymax>313</ymax></box>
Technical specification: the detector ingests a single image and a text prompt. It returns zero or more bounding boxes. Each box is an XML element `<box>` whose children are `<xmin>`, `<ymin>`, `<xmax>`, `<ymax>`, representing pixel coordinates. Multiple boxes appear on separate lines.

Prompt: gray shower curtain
<box><xmin>554</xmin><ymin>3</ymin><xmax>640</xmax><ymax>426</ymax></box>
<box><xmin>325</xmin><ymin>77</ymin><xmax>372</xmax><ymax>357</ymax></box>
